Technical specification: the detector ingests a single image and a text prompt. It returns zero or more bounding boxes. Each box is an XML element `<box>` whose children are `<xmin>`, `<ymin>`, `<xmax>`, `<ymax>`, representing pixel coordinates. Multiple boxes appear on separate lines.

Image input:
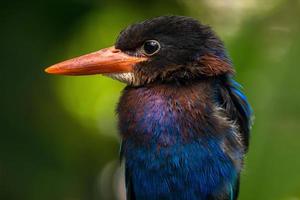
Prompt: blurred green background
<box><xmin>1</xmin><ymin>0</ymin><xmax>300</xmax><ymax>199</ymax></box>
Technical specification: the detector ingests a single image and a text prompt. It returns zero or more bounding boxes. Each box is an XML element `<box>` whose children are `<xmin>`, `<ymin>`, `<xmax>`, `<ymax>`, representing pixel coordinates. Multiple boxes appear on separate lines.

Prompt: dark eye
<box><xmin>142</xmin><ymin>40</ymin><xmax>160</xmax><ymax>56</ymax></box>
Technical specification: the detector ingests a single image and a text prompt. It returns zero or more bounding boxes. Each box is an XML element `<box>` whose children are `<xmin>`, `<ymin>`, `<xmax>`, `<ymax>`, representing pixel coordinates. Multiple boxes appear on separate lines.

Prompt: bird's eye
<box><xmin>142</xmin><ymin>40</ymin><xmax>160</xmax><ymax>56</ymax></box>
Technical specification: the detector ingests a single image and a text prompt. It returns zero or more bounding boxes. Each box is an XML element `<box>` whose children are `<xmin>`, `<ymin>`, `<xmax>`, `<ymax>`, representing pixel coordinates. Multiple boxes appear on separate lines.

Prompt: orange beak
<box><xmin>45</xmin><ymin>46</ymin><xmax>147</xmax><ymax>75</ymax></box>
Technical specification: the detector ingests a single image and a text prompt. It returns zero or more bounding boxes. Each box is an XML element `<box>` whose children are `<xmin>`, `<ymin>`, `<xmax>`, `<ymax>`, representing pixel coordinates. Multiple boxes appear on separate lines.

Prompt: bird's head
<box><xmin>45</xmin><ymin>16</ymin><xmax>234</xmax><ymax>86</ymax></box>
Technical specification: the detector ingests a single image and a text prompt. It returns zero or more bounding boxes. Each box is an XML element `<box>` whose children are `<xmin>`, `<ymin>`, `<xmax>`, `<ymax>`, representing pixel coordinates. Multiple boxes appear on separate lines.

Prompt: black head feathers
<box><xmin>115</xmin><ymin>16</ymin><xmax>234</xmax><ymax>85</ymax></box>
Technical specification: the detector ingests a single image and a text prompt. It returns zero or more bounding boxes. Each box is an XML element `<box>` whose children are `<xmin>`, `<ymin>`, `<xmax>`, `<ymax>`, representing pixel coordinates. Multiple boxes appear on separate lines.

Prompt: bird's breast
<box><xmin>118</xmin><ymin>82</ymin><xmax>209</xmax><ymax>145</ymax></box>
<box><xmin>117</xmin><ymin>82</ymin><xmax>243</xmax><ymax>199</ymax></box>
<box><xmin>117</xmin><ymin>82</ymin><xmax>228</xmax><ymax>145</ymax></box>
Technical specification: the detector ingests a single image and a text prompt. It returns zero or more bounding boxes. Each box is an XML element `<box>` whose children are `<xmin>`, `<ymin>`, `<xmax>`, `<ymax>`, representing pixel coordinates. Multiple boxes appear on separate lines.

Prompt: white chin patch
<box><xmin>104</xmin><ymin>72</ymin><xmax>136</xmax><ymax>85</ymax></box>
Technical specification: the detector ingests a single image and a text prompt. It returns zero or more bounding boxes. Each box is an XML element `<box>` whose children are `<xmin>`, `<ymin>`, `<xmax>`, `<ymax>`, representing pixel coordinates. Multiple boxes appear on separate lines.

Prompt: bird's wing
<box><xmin>214</xmin><ymin>77</ymin><xmax>252</xmax><ymax>200</ymax></box>
<box><xmin>218</xmin><ymin>77</ymin><xmax>253</xmax><ymax>151</ymax></box>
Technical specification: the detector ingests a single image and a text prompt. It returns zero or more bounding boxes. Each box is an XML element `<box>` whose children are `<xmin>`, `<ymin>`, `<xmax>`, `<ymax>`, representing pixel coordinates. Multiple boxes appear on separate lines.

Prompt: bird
<box><xmin>45</xmin><ymin>16</ymin><xmax>253</xmax><ymax>200</ymax></box>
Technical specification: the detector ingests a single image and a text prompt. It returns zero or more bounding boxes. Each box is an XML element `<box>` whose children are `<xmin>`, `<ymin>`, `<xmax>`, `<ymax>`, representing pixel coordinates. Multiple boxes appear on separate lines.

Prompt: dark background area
<box><xmin>1</xmin><ymin>0</ymin><xmax>300</xmax><ymax>199</ymax></box>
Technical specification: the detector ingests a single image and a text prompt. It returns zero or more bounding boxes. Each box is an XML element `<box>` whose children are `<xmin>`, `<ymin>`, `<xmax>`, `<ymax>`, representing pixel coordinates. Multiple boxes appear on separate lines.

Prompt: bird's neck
<box><xmin>117</xmin><ymin>80</ymin><xmax>224</xmax><ymax>145</ymax></box>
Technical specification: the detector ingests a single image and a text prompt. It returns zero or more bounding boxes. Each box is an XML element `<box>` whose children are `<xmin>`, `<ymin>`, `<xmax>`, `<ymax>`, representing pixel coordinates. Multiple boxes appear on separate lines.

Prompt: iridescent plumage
<box><xmin>115</xmin><ymin>16</ymin><xmax>253</xmax><ymax>200</ymax></box>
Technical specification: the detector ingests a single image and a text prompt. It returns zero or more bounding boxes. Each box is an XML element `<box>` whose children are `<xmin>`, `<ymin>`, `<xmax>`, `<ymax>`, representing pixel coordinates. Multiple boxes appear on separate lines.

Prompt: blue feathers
<box><xmin>228</xmin><ymin>79</ymin><xmax>253</xmax><ymax>121</ymax></box>
<box><xmin>123</xmin><ymin>138</ymin><xmax>237</xmax><ymax>200</ymax></box>
<box><xmin>226</xmin><ymin>78</ymin><xmax>253</xmax><ymax>150</ymax></box>
<box><xmin>118</xmin><ymin>82</ymin><xmax>245</xmax><ymax>200</ymax></box>
<box><xmin>216</xmin><ymin>77</ymin><xmax>253</xmax><ymax>150</ymax></box>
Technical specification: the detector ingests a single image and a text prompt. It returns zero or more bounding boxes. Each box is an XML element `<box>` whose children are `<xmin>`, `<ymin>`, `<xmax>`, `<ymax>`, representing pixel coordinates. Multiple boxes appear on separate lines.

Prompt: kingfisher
<box><xmin>45</xmin><ymin>16</ymin><xmax>253</xmax><ymax>200</ymax></box>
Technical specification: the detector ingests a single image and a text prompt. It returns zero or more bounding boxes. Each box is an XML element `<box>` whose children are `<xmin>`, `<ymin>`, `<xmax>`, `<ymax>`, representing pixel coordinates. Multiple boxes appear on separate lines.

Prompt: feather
<box><xmin>218</xmin><ymin>76</ymin><xmax>253</xmax><ymax>151</ymax></box>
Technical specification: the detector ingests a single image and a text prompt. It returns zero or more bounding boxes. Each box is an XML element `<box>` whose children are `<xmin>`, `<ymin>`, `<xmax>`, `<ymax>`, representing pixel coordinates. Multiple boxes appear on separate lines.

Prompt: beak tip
<box><xmin>44</xmin><ymin>65</ymin><xmax>59</xmax><ymax>74</ymax></box>
<box><xmin>44</xmin><ymin>67</ymin><xmax>50</xmax><ymax>74</ymax></box>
